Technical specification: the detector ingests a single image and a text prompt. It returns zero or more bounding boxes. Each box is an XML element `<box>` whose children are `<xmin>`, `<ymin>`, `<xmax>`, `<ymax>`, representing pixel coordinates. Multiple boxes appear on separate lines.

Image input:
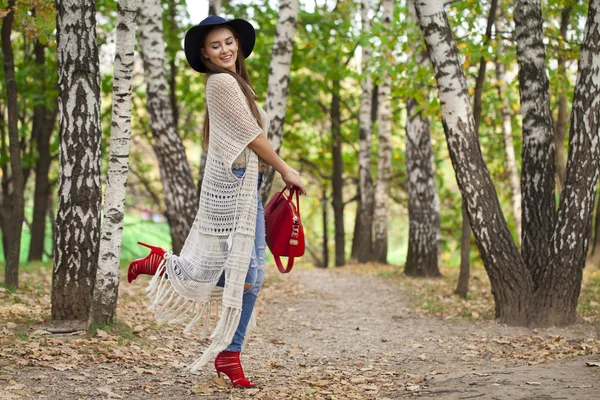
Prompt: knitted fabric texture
<box><xmin>146</xmin><ymin>73</ymin><xmax>263</xmax><ymax>373</ymax></box>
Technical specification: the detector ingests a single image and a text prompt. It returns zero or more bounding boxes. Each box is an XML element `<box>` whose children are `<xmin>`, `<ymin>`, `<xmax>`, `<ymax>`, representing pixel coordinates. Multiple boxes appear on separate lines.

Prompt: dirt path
<box><xmin>1</xmin><ymin>267</ymin><xmax>599</xmax><ymax>399</ymax></box>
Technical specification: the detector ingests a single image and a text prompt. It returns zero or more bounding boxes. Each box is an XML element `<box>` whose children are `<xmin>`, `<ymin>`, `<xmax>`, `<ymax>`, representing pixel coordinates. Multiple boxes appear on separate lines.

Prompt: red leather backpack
<box><xmin>264</xmin><ymin>187</ymin><xmax>305</xmax><ymax>273</ymax></box>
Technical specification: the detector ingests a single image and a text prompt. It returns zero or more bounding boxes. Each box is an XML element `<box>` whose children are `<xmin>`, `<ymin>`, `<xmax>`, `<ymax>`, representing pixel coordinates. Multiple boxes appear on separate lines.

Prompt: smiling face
<box><xmin>200</xmin><ymin>26</ymin><xmax>239</xmax><ymax>73</ymax></box>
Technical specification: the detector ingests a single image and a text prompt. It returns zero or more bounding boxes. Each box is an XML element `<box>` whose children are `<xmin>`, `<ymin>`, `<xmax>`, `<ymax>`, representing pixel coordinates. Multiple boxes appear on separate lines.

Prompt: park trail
<box><xmin>1</xmin><ymin>266</ymin><xmax>599</xmax><ymax>399</ymax></box>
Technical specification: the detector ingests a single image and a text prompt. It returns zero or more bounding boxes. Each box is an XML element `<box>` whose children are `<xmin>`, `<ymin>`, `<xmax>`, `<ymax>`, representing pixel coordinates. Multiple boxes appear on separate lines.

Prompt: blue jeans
<box><xmin>216</xmin><ymin>168</ymin><xmax>266</xmax><ymax>352</ymax></box>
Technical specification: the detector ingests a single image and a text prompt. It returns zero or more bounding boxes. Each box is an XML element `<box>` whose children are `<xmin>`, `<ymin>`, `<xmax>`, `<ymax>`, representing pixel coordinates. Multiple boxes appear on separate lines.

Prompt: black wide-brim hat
<box><xmin>184</xmin><ymin>16</ymin><xmax>256</xmax><ymax>73</ymax></box>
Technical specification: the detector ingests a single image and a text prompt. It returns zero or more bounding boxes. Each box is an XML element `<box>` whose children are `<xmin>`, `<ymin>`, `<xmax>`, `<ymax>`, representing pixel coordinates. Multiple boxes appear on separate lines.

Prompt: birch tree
<box><xmin>1</xmin><ymin>0</ymin><xmax>25</xmax><ymax>289</ymax></box>
<box><xmin>414</xmin><ymin>0</ymin><xmax>600</xmax><ymax>326</ymax></box>
<box><xmin>52</xmin><ymin>0</ymin><xmax>102</xmax><ymax>321</ymax></box>
<box><xmin>353</xmin><ymin>0</ymin><xmax>375</xmax><ymax>263</ymax></box>
<box><xmin>89</xmin><ymin>0</ymin><xmax>140</xmax><ymax>326</ymax></box>
<box><xmin>514</xmin><ymin>0</ymin><xmax>557</xmax><ymax>282</ymax></box>
<box><xmin>403</xmin><ymin>1</ymin><xmax>441</xmax><ymax>277</ymax></box>
<box><xmin>138</xmin><ymin>0</ymin><xmax>197</xmax><ymax>253</ymax></box>
<box><xmin>373</xmin><ymin>0</ymin><xmax>394</xmax><ymax>264</ymax></box>
<box><xmin>404</xmin><ymin>91</ymin><xmax>441</xmax><ymax>277</ymax></box>
<box><xmin>259</xmin><ymin>0</ymin><xmax>300</xmax><ymax>204</ymax></box>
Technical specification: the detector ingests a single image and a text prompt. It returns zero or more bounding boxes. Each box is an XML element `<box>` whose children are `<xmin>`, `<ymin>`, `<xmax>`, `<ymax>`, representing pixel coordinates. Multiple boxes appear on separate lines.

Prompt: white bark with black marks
<box><xmin>514</xmin><ymin>0</ymin><xmax>556</xmax><ymax>282</ymax></box>
<box><xmin>53</xmin><ymin>0</ymin><xmax>103</xmax><ymax>321</ymax></box>
<box><xmin>260</xmin><ymin>0</ymin><xmax>299</xmax><ymax>204</ymax></box>
<box><xmin>138</xmin><ymin>0</ymin><xmax>197</xmax><ymax>253</ymax></box>
<box><xmin>89</xmin><ymin>0</ymin><xmax>140</xmax><ymax>326</ymax></box>
<box><xmin>414</xmin><ymin>0</ymin><xmax>533</xmax><ymax>325</ymax></box>
<box><xmin>373</xmin><ymin>0</ymin><xmax>394</xmax><ymax>264</ymax></box>
<box><xmin>405</xmin><ymin>93</ymin><xmax>441</xmax><ymax>277</ymax></box>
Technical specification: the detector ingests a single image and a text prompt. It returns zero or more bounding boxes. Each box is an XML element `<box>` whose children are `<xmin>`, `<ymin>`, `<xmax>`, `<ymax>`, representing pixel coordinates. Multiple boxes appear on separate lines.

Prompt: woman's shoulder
<box><xmin>206</xmin><ymin>73</ymin><xmax>238</xmax><ymax>88</ymax></box>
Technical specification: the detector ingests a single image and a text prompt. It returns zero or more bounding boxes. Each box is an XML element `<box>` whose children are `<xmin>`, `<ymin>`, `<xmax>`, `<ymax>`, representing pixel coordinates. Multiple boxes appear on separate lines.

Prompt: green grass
<box><xmin>0</xmin><ymin>215</ymin><xmax>172</xmax><ymax>264</ymax></box>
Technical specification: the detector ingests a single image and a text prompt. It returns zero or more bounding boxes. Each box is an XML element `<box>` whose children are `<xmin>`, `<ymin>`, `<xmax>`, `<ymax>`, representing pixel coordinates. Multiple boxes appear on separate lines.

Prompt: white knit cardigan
<box><xmin>146</xmin><ymin>73</ymin><xmax>263</xmax><ymax>372</ymax></box>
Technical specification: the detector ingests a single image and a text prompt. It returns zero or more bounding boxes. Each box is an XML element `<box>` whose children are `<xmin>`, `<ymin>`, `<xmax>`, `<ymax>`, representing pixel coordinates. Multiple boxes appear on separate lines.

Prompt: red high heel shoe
<box><xmin>127</xmin><ymin>242</ymin><xmax>166</xmax><ymax>283</ymax></box>
<box><xmin>214</xmin><ymin>351</ymin><xmax>256</xmax><ymax>388</ymax></box>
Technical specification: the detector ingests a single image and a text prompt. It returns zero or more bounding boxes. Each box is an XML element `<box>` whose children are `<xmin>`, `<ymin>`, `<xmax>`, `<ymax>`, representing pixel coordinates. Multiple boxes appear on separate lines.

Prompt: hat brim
<box><xmin>185</xmin><ymin>18</ymin><xmax>256</xmax><ymax>73</ymax></box>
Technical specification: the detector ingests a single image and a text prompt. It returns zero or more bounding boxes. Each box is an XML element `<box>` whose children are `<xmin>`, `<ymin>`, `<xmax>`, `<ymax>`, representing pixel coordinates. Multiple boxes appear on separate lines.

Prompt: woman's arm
<box><xmin>248</xmin><ymin>134</ymin><xmax>306</xmax><ymax>195</ymax></box>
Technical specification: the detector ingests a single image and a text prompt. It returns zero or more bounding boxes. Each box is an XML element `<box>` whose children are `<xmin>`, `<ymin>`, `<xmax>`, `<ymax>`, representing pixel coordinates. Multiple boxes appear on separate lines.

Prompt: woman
<box><xmin>127</xmin><ymin>15</ymin><xmax>305</xmax><ymax>388</ymax></box>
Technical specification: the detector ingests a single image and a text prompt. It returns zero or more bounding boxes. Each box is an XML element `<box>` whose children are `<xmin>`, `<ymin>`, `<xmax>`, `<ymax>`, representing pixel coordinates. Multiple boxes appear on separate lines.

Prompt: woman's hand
<box><xmin>281</xmin><ymin>167</ymin><xmax>306</xmax><ymax>195</ymax></box>
<box><xmin>247</xmin><ymin>134</ymin><xmax>306</xmax><ymax>194</ymax></box>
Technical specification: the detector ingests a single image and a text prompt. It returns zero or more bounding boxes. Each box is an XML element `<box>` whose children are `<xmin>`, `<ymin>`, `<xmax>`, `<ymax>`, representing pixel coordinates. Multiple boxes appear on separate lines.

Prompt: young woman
<box><xmin>127</xmin><ymin>16</ymin><xmax>305</xmax><ymax>388</ymax></box>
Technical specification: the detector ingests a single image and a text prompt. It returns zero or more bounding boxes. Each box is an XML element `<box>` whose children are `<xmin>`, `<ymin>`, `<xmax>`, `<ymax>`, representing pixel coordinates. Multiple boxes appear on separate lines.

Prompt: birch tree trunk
<box><xmin>52</xmin><ymin>0</ymin><xmax>103</xmax><ymax>321</ymax></box>
<box><xmin>260</xmin><ymin>0</ymin><xmax>299</xmax><ymax>204</ymax></box>
<box><xmin>404</xmin><ymin>94</ymin><xmax>441</xmax><ymax>277</ymax></box>
<box><xmin>138</xmin><ymin>0</ymin><xmax>197</xmax><ymax>253</ymax></box>
<box><xmin>353</xmin><ymin>0</ymin><xmax>375</xmax><ymax>263</ymax></box>
<box><xmin>89</xmin><ymin>0</ymin><xmax>140</xmax><ymax>326</ymax></box>
<box><xmin>534</xmin><ymin>0</ymin><xmax>600</xmax><ymax>326</ymax></box>
<box><xmin>495</xmin><ymin>13</ymin><xmax>522</xmax><ymax>246</ymax></box>
<box><xmin>514</xmin><ymin>0</ymin><xmax>556</xmax><ymax>283</ymax></box>
<box><xmin>373</xmin><ymin>0</ymin><xmax>394</xmax><ymax>264</ymax></box>
<box><xmin>414</xmin><ymin>0</ymin><xmax>533</xmax><ymax>325</ymax></box>
<box><xmin>1</xmin><ymin>0</ymin><xmax>25</xmax><ymax>289</ymax></box>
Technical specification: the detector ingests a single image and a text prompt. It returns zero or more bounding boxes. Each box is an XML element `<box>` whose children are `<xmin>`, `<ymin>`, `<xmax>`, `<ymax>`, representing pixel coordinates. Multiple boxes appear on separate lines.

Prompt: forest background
<box><xmin>1</xmin><ymin>0</ymin><xmax>600</xmax><ymax>330</ymax></box>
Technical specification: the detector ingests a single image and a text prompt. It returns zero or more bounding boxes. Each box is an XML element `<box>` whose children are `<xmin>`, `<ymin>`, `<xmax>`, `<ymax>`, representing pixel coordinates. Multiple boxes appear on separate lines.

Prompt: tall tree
<box><xmin>89</xmin><ymin>0</ymin><xmax>140</xmax><ymax>326</ymax></box>
<box><xmin>52</xmin><ymin>0</ymin><xmax>103</xmax><ymax>321</ymax></box>
<box><xmin>260</xmin><ymin>0</ymin><xmax>300</xmax><ymax>204</ymax></box>
<box><xmin>1</xmin><ymin>0</ymin><xmax>25</xmax><ymax>289</ymax></box>
<box><xmin>138</xmin><ymin>0</ymin><xmax>197</xmax><ymax>253</ymax></box>
<box><xmin>415</xmin><ymin>0</ymin><xmax>600</xmax><ymax>326</ymax></box>
<box><xmin>404</xmin><ymin>1</ymin><xmax>441</xmax><ymax>277</ymax></box>
<box><xmin>404</xmin><ymin>91</ymin><xmax>441</xmax><ymax>277</ymax></box>
<box><xmin>353</xmin><ymin>0</ymin><xmax>375</xmax><ymax>263</ymax></box>
<box><xmin>373</xmin><ymin>0</ymin><xmax>394</xmax><ymax>264</ymax></box>
<box><xmin>331</xmin><ymin>77</ymin><xmax>345</xmax><ymax>266</ymax></box>
<box><xmin>514</xmin><ymin>0</ymin><xmax>557</xmax><ymax>283</ymax></box>
<box><xmin>28</xmin><ymin>38</ymin><xmax>58</xmax><ymax>262</ymax></box>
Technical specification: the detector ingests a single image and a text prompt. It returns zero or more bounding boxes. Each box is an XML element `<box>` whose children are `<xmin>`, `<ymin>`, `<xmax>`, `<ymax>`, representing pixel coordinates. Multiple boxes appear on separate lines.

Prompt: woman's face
<box><xmin>201</xmin><ymin>27</ymin><xmax>239</xmax><ymax>73</ymax></box>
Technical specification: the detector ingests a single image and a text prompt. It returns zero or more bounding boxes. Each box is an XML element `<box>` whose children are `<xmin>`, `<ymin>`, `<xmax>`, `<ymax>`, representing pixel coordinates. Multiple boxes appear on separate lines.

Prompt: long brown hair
<box><xmin>200</xmin><ymin>26</ymin><xmax>262</xmax><ymax>150</ymax></box>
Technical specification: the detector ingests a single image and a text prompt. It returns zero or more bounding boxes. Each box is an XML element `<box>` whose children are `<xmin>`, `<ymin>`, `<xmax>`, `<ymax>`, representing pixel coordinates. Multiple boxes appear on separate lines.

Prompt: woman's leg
<box><xmin>225</xmin><ymin>182</ymin><xmax>266</xmax><ymax>352</ymax></box>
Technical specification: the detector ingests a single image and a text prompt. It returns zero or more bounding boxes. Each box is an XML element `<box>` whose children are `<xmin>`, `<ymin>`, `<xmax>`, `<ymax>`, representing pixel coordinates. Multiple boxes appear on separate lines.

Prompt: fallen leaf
<box><xmin>6</xmin><ymin>322</ymin><xmax>17</xmax><ymax>329</ymax></box>
<box><xmin>585</xmin><ymin>362</ymin><xmax>600</xmax><ymax>367</ymax></box>
<box><xmin>97</xmin><ymin>386</ymin><xmax>123</xmax><ymax>399</ymax></box>
<box><xmin>51</xmin><ymin>364</ymin><xmax>74</xmax><ymax>371</ymax></box>
<box><xmin>212</xmin><ymin>376</ymin><xmax>228</xmax><ymax>387</ymax></box>
<box><xmin>96</xmin><ymin>329</ymin><xmax>109</xmax><ymax>339</ymax></box>
<box><xmin>405</xmin><ymin>384</ymin><xmax>420</xmax><ymax>392</ymax></box>
<box><xmin>6</xmin><ymin>384</ymin><xmax>26</xmax><ymax>391</ymax></box>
